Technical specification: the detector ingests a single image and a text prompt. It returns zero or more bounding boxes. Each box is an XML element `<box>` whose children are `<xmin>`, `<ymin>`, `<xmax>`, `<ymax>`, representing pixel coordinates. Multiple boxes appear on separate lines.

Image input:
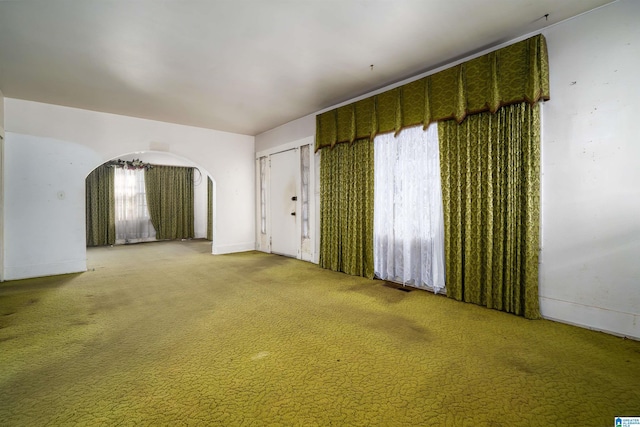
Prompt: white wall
<box><xmin>0</xmin><ymin>89</ymin><xmax>5</xmax><ymax>132</ymax></box>
<box><xmin>4</xmin><ymin>133</ymin><xmax>102</xmax><ymax>279</ymax></box>
<box><xmin>539</xmin><ymin>0</ymin><xmax>640</xmax><ymax>339</ymax></box>
<box><xmin>1</xmin><ymin>90</ymin><xmax>5</xmax><ymax>281</ymax></box>
<box><xmin>256</xmin><ymin>114</ymin><xmax>315</xmax><ymax>153</ymax></box>
<box><xmin>255</xmin><ymin>0</ymin><xmax>640</xmax><ymax>339</ymax></box>
<box><xmin>4</xmin><ymin>99</ymin><xmax>255</xmax><ymax>280</ymax></box>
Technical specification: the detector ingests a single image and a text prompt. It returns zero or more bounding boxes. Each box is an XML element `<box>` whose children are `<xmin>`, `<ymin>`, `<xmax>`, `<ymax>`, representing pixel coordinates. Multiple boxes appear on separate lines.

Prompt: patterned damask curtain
<box><xmin>316</xmin><ymin>35</ymin><xmax>549</xmax><ymax>150</ymax></box>
<box><xmin>438</xmin><ymin>102</ymin><xmax>541</xmax><ymax>319</ymax></box>
<box><xmin>316</xmin><ymin>35</ymin><xmax>548</xmax><ymax>318</ymax></box>
<box><xmin>144</xmin><ymin>166</ymin><xmax>195</xmax><ymax>240</ymax></box>
<box><xmin>85</xmin><ymin>164</ymin><xmax>115</xmax><ymax>246</ymax></box>
<box><xmin>319</xmin><ymin>139</ymin><xmax>374</xmax><ymax>279</ymax></box>
<box><xmin>207</xmin><ymin>177</ymin><xmax>213</xmax><ymax>241</ymax></box>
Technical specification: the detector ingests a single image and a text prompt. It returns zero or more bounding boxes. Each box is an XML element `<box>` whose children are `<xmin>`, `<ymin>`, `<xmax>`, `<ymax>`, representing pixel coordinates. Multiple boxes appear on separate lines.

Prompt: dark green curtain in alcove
<box><xmin>85</xmin><ymin>164</ymin><xmax>115</xmax><ymax>247</ymax></box>
<box><xmin>145</xmin><ymin>165</ymin><xmax>195</xmax><ymax>240</ymax></box>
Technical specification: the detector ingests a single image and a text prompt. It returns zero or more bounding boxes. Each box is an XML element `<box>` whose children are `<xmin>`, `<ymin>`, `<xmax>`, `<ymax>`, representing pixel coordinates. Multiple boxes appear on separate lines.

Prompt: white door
<box><xmin>270</xmin><ymin>149</ymin><xmax>299</xmax><ymax>257</ymax></box>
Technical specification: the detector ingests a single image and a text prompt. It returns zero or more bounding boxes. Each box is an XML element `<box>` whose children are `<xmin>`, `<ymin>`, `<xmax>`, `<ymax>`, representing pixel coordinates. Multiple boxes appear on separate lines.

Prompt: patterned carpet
<box><xmin>1</xmin><ymin>240</ymin><xmax>638</xmax><ymax>426</ymax></box>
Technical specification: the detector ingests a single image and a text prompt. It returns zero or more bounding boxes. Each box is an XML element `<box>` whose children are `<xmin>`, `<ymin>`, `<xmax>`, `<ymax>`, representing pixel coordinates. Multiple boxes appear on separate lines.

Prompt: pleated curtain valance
<box><xmin>315</xmin><ymin>34</ymin><xmax>550</xmax><ymax>151</ymax></box>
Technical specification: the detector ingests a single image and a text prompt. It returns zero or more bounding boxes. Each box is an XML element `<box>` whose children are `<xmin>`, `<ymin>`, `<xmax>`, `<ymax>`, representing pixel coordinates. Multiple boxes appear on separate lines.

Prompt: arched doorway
<box><xmin>85</xmin><ymin>151</ymin><xmax>216</xmax><ymax>254</ymax></box>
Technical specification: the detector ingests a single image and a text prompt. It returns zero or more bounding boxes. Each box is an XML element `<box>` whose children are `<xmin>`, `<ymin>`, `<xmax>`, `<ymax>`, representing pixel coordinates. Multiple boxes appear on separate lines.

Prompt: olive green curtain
<box><xmin>207</xmin><ymin>177</ymin><xmax>213</xmax><ymax>241</ymax></box>
<box><xmin>316</xmin><ymin>35</ymin><xmax>549</xmax><ymax>150</ymax></box>
<box><xmin>319</xmin><ymin>138</ymin><xmax>374</xmax><ymax>279</ymax></box>
<box><xmin>85</xmin><ymin>164</ymin><xmax>115</xmax><ymax>247</ymax></box>
<box><xmin>144</xmin><ymin>166</ymin><xmax>195</xmax><ymax>240</ymax></box>
<box><xmin>438</xmin><ymin>102</ymin><xmax>541</xmax><ymax>319</ymax></box>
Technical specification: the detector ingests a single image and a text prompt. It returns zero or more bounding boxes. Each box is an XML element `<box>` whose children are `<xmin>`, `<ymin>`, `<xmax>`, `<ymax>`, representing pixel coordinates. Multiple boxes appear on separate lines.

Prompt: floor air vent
<box><xmin>382</xmin><ymin>281</ymin><xmax>413</xmax><ymax>292</ymax></box>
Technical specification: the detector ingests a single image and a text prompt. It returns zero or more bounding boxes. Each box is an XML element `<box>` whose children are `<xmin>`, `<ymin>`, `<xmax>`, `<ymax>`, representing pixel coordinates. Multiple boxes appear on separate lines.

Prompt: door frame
<box><xmin>255</xmin><ymin>136</ymin><xmax>315</xmax><ymax>261</ymax></box>
<box><xmin>269</xmin><ymin>147</ymin><xmax>300</xmax><ymax>258</ymax></box>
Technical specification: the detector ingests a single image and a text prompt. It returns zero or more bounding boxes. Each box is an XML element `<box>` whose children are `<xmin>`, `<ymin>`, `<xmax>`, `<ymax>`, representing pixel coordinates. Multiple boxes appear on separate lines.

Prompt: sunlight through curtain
<box><xmin>438</xmin><ymin>102</ymin><xmax>541</xmax><ymax>319</ymax></box>
<box><xmin>314</xmin><ymin>35</ymin><xmax>548</xmax><ymax>318</ymax></box>
<box><xmin>85</xmin><ymin>164</ymin><xmax>115</xmax><ymax>246</ymax></box>
<box><xmin>145</xmin><ymin>165</ymin><xmax>195</xmax><ymax>240</ymax></box>
<box><xmin>259</xmin><ymin>157</ymin><xmax>267</xmax><ymax>235</ymax></box>
<box><xmin>300</xmin><ymin>145</ymin><xmax>311</xmax><ymax>240</ymax></box>
<box><xmin>374</xmin><ymin>125</ymin><xmax>445</xmax><ymax>293</ymax></box>
<box><xmin>114</xmin><ymin>167</ymin><xmax>156</xmax><ymax>244</ymax></box>
<box><xmin>319</xmin><ymin>139</ymin><xmax>374</xmax><ymax>278</ymax></box>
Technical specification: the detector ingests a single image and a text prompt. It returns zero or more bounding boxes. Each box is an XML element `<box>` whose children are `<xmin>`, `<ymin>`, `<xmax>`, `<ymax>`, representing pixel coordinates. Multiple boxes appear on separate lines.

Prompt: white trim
<box><xmin>212</xmin><ymin>242</ymin><xmax>255</xmax><ymax>255</ymax></box>
<box><xmin>541</xmin><ymin>296</ymin><xmax>640</xmax><ymax>341</ymax></box>
<box><xmin>256</xmin><ymin>136</ymin><xmax>317</xmax><ymax>262</ymax></box>
<box><xmin>255</xmin><ymin>156</ymin><xmax>271</xmax><ymax>253</ymax></box>
<box><xmin>256</xmin><ymin>136</ymin><xmax>314</xmax><ymax>159</ymax></box>
<box><xmin>4</xmin><ymin>260</ymin><xmax>87</xmax><ymax>281</ymax></box>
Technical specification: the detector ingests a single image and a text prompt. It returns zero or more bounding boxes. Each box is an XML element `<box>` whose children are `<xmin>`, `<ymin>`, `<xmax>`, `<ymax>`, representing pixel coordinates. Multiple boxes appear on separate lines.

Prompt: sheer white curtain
<box><xmin>114</xmin><ymin>167</ymin><xmax>156</xmax><ymax>244</ymax></box>
<box><xmin>259</xmin><ymin>157</ymin><xmax>267</xmax><ymax>235</ymax></box>
<box><xmin>300</xmin><ymin>144</ymin><xmax>311</xmax><ymax>240</ymax></box>
<box><xmin>374</xmin><ymin>124</ymin><xmax>446</xmax><ymax>293</ymax></box>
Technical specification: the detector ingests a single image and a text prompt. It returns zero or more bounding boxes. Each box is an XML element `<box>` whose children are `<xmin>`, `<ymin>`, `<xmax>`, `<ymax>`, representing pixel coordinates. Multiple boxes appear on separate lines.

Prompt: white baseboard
<box><xmin>4</xmin><ymin>259</ymin><xmax>87</xmax><ymax>281</ymax></box>
<box><xmin>540</xmin><ymin>296</ymin><xmax>639</xmax><ymax>340</ymax></box>
<box><xmin>212</xmin><ymin>241</ymin><xmax>255</xmax><ymax>255</ymax></box>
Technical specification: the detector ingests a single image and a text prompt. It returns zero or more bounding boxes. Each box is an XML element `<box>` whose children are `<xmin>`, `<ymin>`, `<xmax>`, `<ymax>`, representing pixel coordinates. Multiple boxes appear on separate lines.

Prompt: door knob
<box><xmin>291</xmin><ymin>196</ymin><xmax>297</xmax><ymax>201</ymax></box>
<box><xmin>291</xmin><ymin>212</ymin><xmax>296</xmax><ymax>216</ymax></box>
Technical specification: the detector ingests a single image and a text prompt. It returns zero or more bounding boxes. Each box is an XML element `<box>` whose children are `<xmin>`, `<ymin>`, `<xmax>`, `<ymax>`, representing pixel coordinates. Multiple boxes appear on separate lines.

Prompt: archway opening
<box><xmin>84</xmin><ymin>151</ymin><xmax>216</xmax><ymax>260</ymax></box>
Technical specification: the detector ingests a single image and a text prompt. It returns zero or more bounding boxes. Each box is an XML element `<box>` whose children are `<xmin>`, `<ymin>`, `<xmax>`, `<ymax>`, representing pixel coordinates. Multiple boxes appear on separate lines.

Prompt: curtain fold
<box><xmin>144</xmin><ymin>166</ymin><xmax>195</xmax><ymax>240</ymax></box>
<box><xmin>319</xmin><ymin>138</ymin><xmax>374</xmax><ymax>279</ymax></box>
<box><xmin>374</xmin><ymin>125</ymin><xmax>446</xmax><ymax>293</ymax></box>
<box><xmin>438</xmin><ymin>102</ymin><xmax>541</xmax><ymax>319</ymax></box>
<box><xmin>316</xmin><ymin>34</ymin><xmax>549</xmax><ymax>150</ymax></box>
<box><xmin>85</xmin><ymin>164</ymin><xmax>115</xmax><ymax>247</ymax></box>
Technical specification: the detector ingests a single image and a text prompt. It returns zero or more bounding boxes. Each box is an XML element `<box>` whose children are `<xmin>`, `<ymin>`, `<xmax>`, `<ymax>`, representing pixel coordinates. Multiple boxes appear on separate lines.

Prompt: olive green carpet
<box><xmin>1</xmin><ymin>240</ymin><xmax>638</xmax><ymax>426</ymax></box>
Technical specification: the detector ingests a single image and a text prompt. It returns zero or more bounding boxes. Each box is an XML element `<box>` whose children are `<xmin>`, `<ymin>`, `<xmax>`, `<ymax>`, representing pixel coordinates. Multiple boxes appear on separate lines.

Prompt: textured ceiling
<box><xmin>0</xmin><ymin>0</ymin><xmax>614</xmax><ymax>136</ymax></box>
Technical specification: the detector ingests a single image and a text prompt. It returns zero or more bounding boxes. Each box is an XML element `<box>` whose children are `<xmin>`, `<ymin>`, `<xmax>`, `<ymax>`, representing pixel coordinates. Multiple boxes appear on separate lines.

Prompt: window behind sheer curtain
<box><xmin>373</xmin><ymin>125</ymin><xmax>445</xmax><ymax>293</ymax></box>
<box><xmin>114</xmin><ymin>167</ymin><xmax>156</xmax><ymax>244</ymax></box>
<box><xmin>259</xmin><ymin>156</ymin><xmax>267</xmax><ymax>234</ymax></box>
<box><xmin>300</xmin><ymin>145</ymin><xmax>310</xmax><ymax>240</ymax></box>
